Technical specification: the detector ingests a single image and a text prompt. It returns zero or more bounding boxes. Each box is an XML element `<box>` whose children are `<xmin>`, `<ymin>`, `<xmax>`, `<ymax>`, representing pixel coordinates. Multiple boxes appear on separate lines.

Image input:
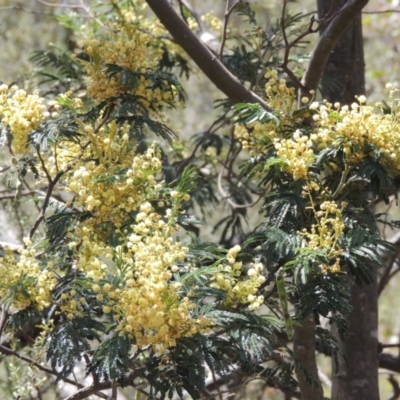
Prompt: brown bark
<box><xmin>301</xmin><ymin>0</ymin><xmax>369</xmax><ymax>98</ymax></box>
<box><xmin>331</xmin><ymin>275</ymin><xmax>379</xmax><ymax>400</ymax></box>
<box><xmin>317</xmin><ymin>0</ymin><xmax>366</xmax><ymax>104</ymax></box>
<box><xmin>145</xmin><ymin>0</ymin><xmax>271</xmax><ymax>110</ymax></box>
<box><xmin>293</xmin><ymin>315</ymin><xmax>324</xmax><ymax>400</ymax></box>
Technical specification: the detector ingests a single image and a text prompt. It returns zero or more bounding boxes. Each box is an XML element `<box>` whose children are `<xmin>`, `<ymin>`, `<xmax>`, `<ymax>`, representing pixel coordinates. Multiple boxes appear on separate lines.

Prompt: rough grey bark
<box><xmin>317</xmin><ymin>1</ymin><xmax>379</xmax><ymax>399</ymax></box>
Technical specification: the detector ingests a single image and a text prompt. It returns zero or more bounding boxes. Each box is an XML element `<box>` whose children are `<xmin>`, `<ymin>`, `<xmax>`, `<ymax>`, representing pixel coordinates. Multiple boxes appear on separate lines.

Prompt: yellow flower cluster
<box><xmin>320</xmin><ymin>258</ymin><xmax>341</xmax><ymax>274</ymax></box>
<box><xmin>201</xmin><ymin>12</ymin><xmax>222</xmax><ymax>32</ymax></box>
<box><xmin>0</xmin><ymin>84</ymin><xmax>48</xmax><ymax>154</ymax></box>
<box><xmin>113</xmin><ymin>202</ymin><xmax>211</xmax><ymax>350</ymax></box>
<box><xmin>66</xmin><ymin>132</ymin><xmax>163</xmax><ymax>230</ymax></box>
<box><xmin>234</xmin><ymin>70</ymin><xmax>296</xmax><ymax>156</ymax></box>
<box><xmin>81</xmin><ymin>23</ymin><xmax>177</xmax><ymax>108</ymax></box>
<box><xmin>0</xmin><ymin>244</ymin><xmax>55</xmax><ymax>311</ymax></box>
<box><xmin>264</xmin><ymin>70</ymin><xmax>296</xmax><ymax>115</ymax></box>
<box><xmin>51</xmin><ymin>116</ymin><xmax>210</xmax><ymax>349</ymax></box>
<box><xmin>274</xmin><ymin>130</ymin><xmax>314</xmax><ymax>179</ymax></box>
<box><xmin>310</xmin><ymin>96</ymin><xmax>400</xmax><ymax>173</ymax></box>
<box><xmin>300</xmin><ymin>201</ymin><xmax>345</xmax><ymax>261</ymax></box>
<box><xmin>211</xmin><ymin>245</ymin><xmax>265</xmax><ymax>310</ymax></box>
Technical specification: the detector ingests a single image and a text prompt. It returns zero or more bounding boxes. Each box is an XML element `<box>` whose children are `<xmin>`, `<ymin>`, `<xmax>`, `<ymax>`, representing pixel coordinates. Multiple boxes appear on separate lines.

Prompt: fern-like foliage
<box><xmin>46</xmin><ymin>317</ymin><xmax>106</xmax><ymax>379</ymax></box>
<box><xmin>29</xmin><ymin>48</ymin><xmax>85</xmax><ymax>94</ymax></box>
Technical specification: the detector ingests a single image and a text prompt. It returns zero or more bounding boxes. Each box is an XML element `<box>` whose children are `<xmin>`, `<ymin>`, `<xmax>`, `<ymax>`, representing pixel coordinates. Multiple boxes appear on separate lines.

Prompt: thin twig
<box><xmin>176</xmin><ymin>112</ymin><xmax>229</xmax><ymax>175</ymax></box>
<box><xmin>111</xmin><ymin>380</ymin><xmax>118</xmax><ymax>400</ymax></box>
<box><xmin>363</xmin><ymin>9</ymin><xmax>400</xmax><ymax>14</ymax></box>
<box><xmin>84</xmin><ymin>353</ymin><xmax>99</xmax><ymax>385</ymax></box>
<box><xmin>332</xmin><ymin>162</ymin><xmax>350</xmax><ymax>198</ymax></box>
<box><xmin>28</xmin><ymin>170</ymin><xmax>64</xmax><ymax>239</ymax></box>
<box><xmin>217</xmin><ymin>163</ymin><xmax>262</xmax><ymax>209</ymax></box>
<box><xmin>280</xmin><ymin>0</ymin><xmax>319</xmax><ymax>92</ymax></box>
<box><xmin>388</xmin><ymin>374</ymin><xmax>400</xmax><ymax>400</ymax></box>
<box><xmin>0</xmin><ymin>191</ymin><xmax>36</xmax><ymax>200</ymax></box>
<box><xmin>177</xmin><ymin>0</ymin><xmax>189</xmax><ymax>25</ymax></box>
<box><xmin>219</xmin><ymin>0</ymin><xmax>239</xmax><ymax>60</ymax></box>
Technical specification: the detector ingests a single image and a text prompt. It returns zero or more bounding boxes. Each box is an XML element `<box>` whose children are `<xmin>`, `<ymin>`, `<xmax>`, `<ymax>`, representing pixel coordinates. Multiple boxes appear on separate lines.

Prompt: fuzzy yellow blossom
<box><xmin>0</xmin><ymin>248</ymin><xmax>55</xmax><ymax>311</ymax></box>
<box><xmin>65</xmin><ymin>132</ymin><xmax>163</xmax><ymax>231</ymax></box>
<box><xmin>80</xmin><ymin>22</ymin><xmax>181</xmax><ymax>109</ymax></box>
<box><xmin>205</xmin><ymin>146</ymin><xmax>218</xmax><ymax>163</ymax></box>
<box><xmin>301</xmin><ymin>97</ymin><xmax>310</xmax><ymax>104</ymax></box>
<box><xmin>300</xmin><ymin>201</ymin><xmax>345</xmax><ymax>259</ymax></box>
<box><xmin>0</xmin><ymin>85</ymin><xmax>47</xmax><ymax>154</ymax></box>
<box><xmin>201</xmin><ymin>12</ymin><xmax>222</xmax><ymax>32</ymax></box>
<box><xmin>320</xmin><ymin>258</ymin><xmax>342</xmax><ymax>274</ymax></box>
<box><xmin>234</xmin><ymin>71</ymin><xmax>296</xmax><ymax>157</ymax></box>
<box><xmin>56</xmin><ymin>116</ymin><xmax>211</xmax><ymax>349</ymax></box>
<box><xmin>264</xmin><ymin>69</ymin><xmax>296</xmax><ymax>114</ymax></box>
<box><xmin>309</xmin><ymin>94</ymin><xmax>400</xmax><ymax>172</ymax></box>
<box><xmin>211</xmin><ymin>246</ymin><xmax>265</xmax><ymax>310</ymax></box>
<box><xmin>274</xmin><ymin>130</ymin><xmax>315</xmax><ymax>179</ymax></box>
<box><xmin>111</xmin><ymin>202</ymin><xmax>211</xmax><ymax>349</ymax></box>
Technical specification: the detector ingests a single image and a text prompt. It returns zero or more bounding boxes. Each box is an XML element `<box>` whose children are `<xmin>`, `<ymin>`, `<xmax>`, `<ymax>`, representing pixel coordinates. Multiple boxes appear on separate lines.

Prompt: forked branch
<box><xmin>145</xmin><ymin>0</ymin><xmax>271</xmax><ymax>110</ymax></box>
<box><xmin>301</xmin><ymin>0</ymin><xmax>369</xmax><ymax>97</ymax></box>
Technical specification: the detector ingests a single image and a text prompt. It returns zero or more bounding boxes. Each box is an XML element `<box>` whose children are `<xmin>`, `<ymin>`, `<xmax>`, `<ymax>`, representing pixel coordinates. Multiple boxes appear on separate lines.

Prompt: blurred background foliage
<box><xmin>0</xmin><ymin>0</ymin><xmax>400</xmax><ymax>399</ymax></box>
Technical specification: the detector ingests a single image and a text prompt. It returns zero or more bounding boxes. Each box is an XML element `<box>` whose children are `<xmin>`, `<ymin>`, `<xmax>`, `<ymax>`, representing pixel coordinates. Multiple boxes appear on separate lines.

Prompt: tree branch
<box><xmin>301</xmin><ymin>0</ymin><xmax>369</xmax><ymax>97</ymax></box>
<box><xmin>63</xmin><ymin>371</ymin><xmax>141</xmax><ymax>400</ymax></box>
<box><xmin>379</xmin><ymin>353</ymin><xmax>400</xmax><ymax>374</ymax></box>
<box><xmin>144</xmin><ymin>0</ymin><xmax>271</xmax><ymax>110</ymax></box>
<box><xmin>63</xmin><ymin>381</ymin><xmax>112</xmax><ymax>400</ymax></box>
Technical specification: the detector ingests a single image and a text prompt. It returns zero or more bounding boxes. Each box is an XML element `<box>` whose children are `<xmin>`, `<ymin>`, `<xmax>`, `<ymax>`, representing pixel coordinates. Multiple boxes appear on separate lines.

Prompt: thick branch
<box><xmin>301</xmin><ymin>0</ymin><xmax>369</xmax><ymax>96</ymax></box>
<box><xmin>63</xmin><ymin>381</ymin><xmax>112</xmax><ymax>400</ymax></box>
<box><xmin>63</xmin><ymin>371</ymin><xmax>141</xmax><ymax>400</ymax></box>
<box><xmin>380</xmin><ymin>353</ymin><xmax>400</xmax><ymax>374</ymax></box>
<box><xmin>144</xmin><ymin>0</ymin><xmax>271</xmax><ymax>110</ymax></box>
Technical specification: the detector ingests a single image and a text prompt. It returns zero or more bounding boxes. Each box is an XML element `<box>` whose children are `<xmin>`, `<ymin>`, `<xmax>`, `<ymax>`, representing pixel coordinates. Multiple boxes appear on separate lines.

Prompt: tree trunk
<box><xmin>294</xmin><ymin>315</ymin><xmax>324</xmax><ymax>400</ymax></box>
<box><xmin>331</xmin><ymin>275</ymin><xmax>379</xmax><ymax>400</ymax></box>
<box><xmin>317</xmin><ymin>1</ymin><xmax>379</xmax><ymax>399</ymax></box>
<box><xmin>317</xmin><ymin>0</ymin><xmax>366</xmax><ymax>104</ymax></box>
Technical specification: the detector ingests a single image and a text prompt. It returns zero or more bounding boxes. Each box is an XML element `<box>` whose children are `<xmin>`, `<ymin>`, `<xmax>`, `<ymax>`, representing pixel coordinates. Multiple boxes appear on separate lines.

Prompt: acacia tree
<box><xmin>1</xmin><ymin>1</ymin><xmax>400</xmax><ymax>399</ymax></box>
